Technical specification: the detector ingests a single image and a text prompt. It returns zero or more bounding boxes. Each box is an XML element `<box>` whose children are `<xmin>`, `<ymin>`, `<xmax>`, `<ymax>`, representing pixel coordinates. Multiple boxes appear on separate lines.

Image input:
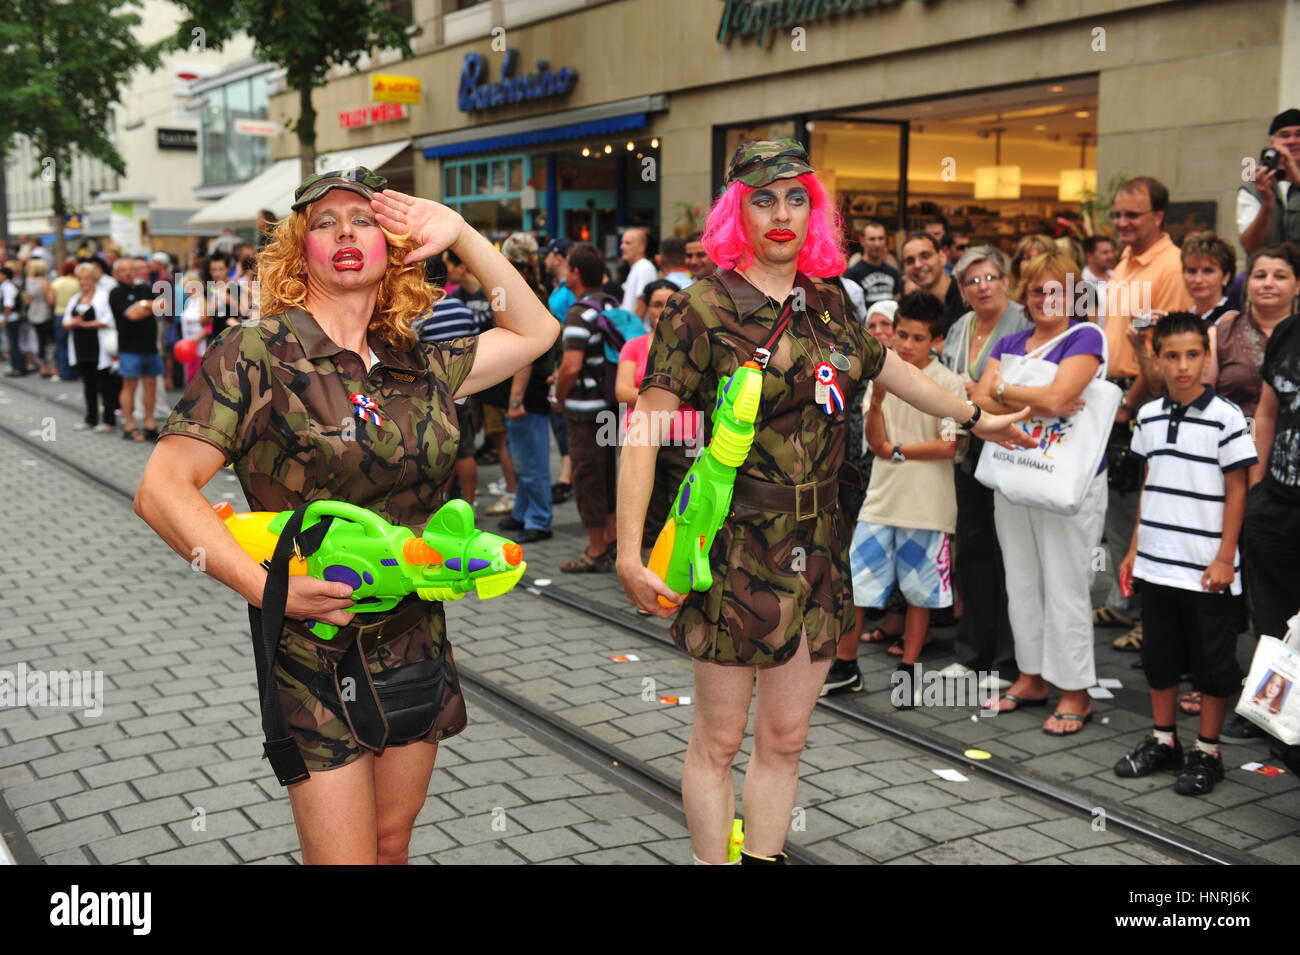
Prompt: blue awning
<box><xmin>422</xmin><ymin>112</ymin><xmax>648</xmax><ymax>160</ymax></box>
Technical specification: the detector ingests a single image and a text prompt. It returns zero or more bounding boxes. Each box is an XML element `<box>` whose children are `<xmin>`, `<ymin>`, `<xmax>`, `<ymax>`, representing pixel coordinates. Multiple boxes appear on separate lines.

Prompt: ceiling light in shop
<box><xmin>1074</xmin><ymin>110</ymin><xmax>1090</xmax><ymax>118</ymax></box>
<box><xmin>581</xmin><ymin>147</ymin><xmax>590</xmax><ymax>157</ymax></box>
<box><xmin>603</xmin><ymin>144</ymin><xmax>612</xmax><ymax>154</ymax></box>
<box><xmin>1033</xmin><ymin>124</ymin><xmax>1047</xmax><ymax>131</ymax></box>
<box><xmin>651</xmin><ymin>138</ymin><xmax>660</xmax><ymax>148</ymax></box>
<box><xmin>626</xmin><ymin>141</ymin><xmax>635</xmax><ymax>151</ymax></box>
<box><xmin>1048</xmin><ymin>85</ymin><xmax>1066</xmax><ymax>93</ymax></box>
<box><xmin>974</xmin><ymin>166</ymin><xmax>1021</xmax><ymax>200</ymax></box>
<box><xmin>1058</xmin><ymin>168</ymin><xmax>1097</xmax><ymax>203</ymax></box>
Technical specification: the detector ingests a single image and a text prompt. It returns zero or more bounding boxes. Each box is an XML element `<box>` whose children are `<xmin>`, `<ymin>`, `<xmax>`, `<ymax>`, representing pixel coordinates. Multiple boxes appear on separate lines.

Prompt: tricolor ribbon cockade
<box><xmin>814</xmin><ymin>362</ymin><xmax>844</xmax><ymax>414</ymax></box>
<box><xmin>350</xmin><ymin>392</ymin><xmax>384</xmax><ymax>427</ymax></box>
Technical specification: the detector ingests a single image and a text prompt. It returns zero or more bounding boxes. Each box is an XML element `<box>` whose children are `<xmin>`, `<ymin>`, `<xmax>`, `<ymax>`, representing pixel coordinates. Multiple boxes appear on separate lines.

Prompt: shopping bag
<box><xmin>975</xmin><ymin>323</ymin><xmax>1121</xmax><ymax>515</ymax></box>
<box><xmin>1235</xmin><ymin>612</ymin><xmax>1300</xmax><ymax>744</ymax></box>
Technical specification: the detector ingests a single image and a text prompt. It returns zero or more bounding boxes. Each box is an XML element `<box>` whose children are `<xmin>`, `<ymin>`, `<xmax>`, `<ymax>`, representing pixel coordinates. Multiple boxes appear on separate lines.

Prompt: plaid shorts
<box><xmin>850</xmin><ymin>522</ymin><xmax>952</xmax><ymax>610</ymax></box>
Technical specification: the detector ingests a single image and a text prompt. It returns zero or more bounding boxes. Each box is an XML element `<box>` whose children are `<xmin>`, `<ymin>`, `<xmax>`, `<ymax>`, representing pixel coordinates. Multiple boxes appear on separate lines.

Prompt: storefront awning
<box><xmin>186</xmin><ymin>140</ymin><xmax>411</xmax><ymax>227</ymax></box>
<box><xmin>415</xmin><ymin>95</ymin><xmax>667</xmax><ymax>160</ymax></box>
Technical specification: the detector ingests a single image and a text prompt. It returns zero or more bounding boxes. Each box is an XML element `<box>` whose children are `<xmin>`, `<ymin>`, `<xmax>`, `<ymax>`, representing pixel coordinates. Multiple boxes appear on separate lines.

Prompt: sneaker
<box><xmin>93</xmin><ymin>423</ymin><xmax>114</xmax><ymax>433</ymax></box>
<box><xmin>1114</xmin><ymin>735</ymin><xmax>1184</xmax><ymax>778</ymax></box>
<box><xmin>1112</xmin><ymin>622</ymin><xmax>1143</xmax><ymax>653</ymax></box>
<box><xmin>891</xmin><ymin>662</ymin><xmax>919</xmax><ymax>710</ymax></box>
<box><xmin>1220</xmin><ymin>714</ymin><xmax>1266</xmax><ymax>742</ymax></box>
<box><xmin>820</xmin><ymin>658</ymin><xmax>863</xmax><ymax>697</ymax></box>
<box><xmin>73</xmin><ymin>421</ymin><xmax>93</xmax><ymax>431</ymax></box>
<box><xmin>497</xmin><ymin>515</ymin><xmax>526</xmax><ymax>531</ymax></box>
<box><xmin>516</xmin><ymin>528</ymin><xmax>553</xmax><ymax>543</ymax></box>
<box><xmin>484</xmin><ymin>493</ymin><xmax>515</xmax><ymax>516</ymax></box>
<box><xmin>1174</xmin><ymin>748</ymin><xmax>1224</xmax><ymax>796</ymax></box>
<box><xmin>487</xmin><ymin>478</ymin><xmax>507</xmax><ymax>495</ymax></box>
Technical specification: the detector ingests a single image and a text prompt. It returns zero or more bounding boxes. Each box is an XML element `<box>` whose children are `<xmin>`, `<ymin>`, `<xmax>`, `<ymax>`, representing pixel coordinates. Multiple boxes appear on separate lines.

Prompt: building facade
<box><xmin>253</xmin><ymin>0</ymin><xmax>1296</xmax><ymax>256</ymax></box>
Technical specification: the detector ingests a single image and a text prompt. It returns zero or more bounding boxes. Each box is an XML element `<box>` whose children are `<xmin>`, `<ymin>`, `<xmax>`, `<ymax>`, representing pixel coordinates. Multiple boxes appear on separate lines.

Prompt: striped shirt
<box><xmin>1130</xmin><ymin>385</ymin><xmax>1257</xmax><ymax>594</ymax></box>
<box><xmin>562</xmin><ymin>295</ymin><xmax>616</xmax><ymax>415</ymax></box>
<box><xmin>415</xmin><ymin>295</ymin><xmax>479</xmax><ymax>344</ymax></box>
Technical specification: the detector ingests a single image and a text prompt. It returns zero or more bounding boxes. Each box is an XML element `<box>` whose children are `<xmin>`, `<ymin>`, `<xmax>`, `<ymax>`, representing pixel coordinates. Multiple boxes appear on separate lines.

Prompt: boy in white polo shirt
<box><xmin>1115</xmin><ymin>312</ymin><xmax>1257</xmax><ymax>796</ymax></box>
<box><xmin>835</xmin><ymin>291</ymin><xmax>965</xmax><ymax>706</ymax></box>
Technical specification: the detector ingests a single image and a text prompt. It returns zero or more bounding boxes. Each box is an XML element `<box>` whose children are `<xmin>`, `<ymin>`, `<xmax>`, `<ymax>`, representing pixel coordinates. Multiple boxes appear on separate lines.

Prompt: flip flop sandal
<box><xmin>1179</xmin><ymin>690</ymin><xmax>1203</xmax><ymax>715</ymax></box>
<box><xmin>559</xmin><ymin>550</ymin><xmax>611</xmax><ymax>573</ymax></box>
<box><xmin>861</xmin><ymin>627</ymin><xmax>902</xmax><ymax>644</ymax></box>
<box><xmin>1112</xmin><ymin>623</ymin><xmax>1144</xmax><ymax>652</ymax></box>
<box><xmin>1093</xmin><ymin>606</ymin><xmax>1135</xmax><ymax>628</ymax></box>
<box><xmin>1043</xmin><ymin>711</ymin><xmax>1092</xmax><ymax>736</ymax></box>
<box><xmin>987</xmin><ymin>692</ymin><xmax>1050</xmax><ymax>712</ymax></box>
<box><xmin>887</xmin><ymin>636</ymin><xmax>932</xmax><ymax>657</ymax></box>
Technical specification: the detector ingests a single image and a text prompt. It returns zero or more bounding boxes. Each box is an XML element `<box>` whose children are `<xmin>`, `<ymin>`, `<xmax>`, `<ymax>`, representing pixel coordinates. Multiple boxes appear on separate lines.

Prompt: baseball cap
<box><xmin>291</xmin><ymin>167</ymin><xmax>388</xmax><ymax>213</ymax></box>
<box><xmin>542</xmin><ymin>237</ymin><xmax>574</xmax><ymax>257</ymax></box>
<box><xmin>1270</xmin><ymin>108</ymin><xmax>1300</xmax><ymax>136</ymax></box>
<box><xmin>725</xmin><ymin>138</ymin><xmax>814</xmax><ymax>188</ymax></box>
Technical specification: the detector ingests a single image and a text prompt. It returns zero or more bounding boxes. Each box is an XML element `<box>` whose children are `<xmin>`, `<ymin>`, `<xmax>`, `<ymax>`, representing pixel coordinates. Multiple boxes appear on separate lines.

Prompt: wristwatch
<box><xmin>891</xmin><ymin>444</ymin><xmax>906</xmax><ymax>464</ymax></box>
<box><xmin>994</xmin><ymin>382</ymin><xmax>1007</xmax><ymax>404</ymax></box>
<box><xmin>958</xmin><ymin>400</ymin><xmax>983</xmax><ymax>432</ymax></box>
<box><xmin>509</xmin><ymin>399</ymin><xmax>523</xmax><ymax>409</ymax></box>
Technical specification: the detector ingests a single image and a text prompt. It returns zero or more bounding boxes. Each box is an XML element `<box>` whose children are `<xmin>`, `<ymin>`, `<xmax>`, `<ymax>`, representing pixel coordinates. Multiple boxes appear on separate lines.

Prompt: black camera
<box><xmin>1261</xmin><ymin>147</ymin><xmax>1288</xmax><ymax>181</ymax></box>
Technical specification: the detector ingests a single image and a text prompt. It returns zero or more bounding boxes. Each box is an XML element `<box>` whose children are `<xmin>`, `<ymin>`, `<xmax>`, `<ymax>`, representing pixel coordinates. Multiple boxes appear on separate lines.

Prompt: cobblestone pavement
<box><xmin>0</xmin><ymin>373</ymin><xmax>1293</xmax><ymax>864</ymax></box>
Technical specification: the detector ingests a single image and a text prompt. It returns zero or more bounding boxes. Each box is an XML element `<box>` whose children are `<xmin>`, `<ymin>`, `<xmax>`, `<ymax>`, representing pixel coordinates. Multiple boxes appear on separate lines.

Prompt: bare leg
<box><xmin>287</xmin><ymin>754</ymin><xmax>379</xmax><ymax>864</ymax></box>
<box><xmin>1151</xmin><ymin>685</ymin><xmax>1178</xmax><ymax>728</ymax></box>
<box><xmin>372</xmin><ymin>741</ymin><xmax>440</xmax><ymax>865</ymax></box>
<box><xmin>746</xmin><ymin>642</ymin><xmax>833</xmax><ymax>856</ymax></box>
<box><xmin>141</xmin><ymin>375</ymin><xmax>157</xmax><ymax>429</ymax></box>
<box><xmin>1198</xmin><ymin>694</ymin><xmax>1228</xmax><ymax>741</ymax></box>
<box><xmin>119</xmin><ymin>377</ymin><xmax>138</xmax><ymax>432</ymax></box>
<box><xmin>454</xmin><ymin>457</ymin><xmax>477</xmax><ymax>505</ymax></box>
<box><xmin>494</xmin><ymin>430</ymin><xmax>516</xmax><ymax>494</ymax></box>
<box><xmin>682</xmin><ymin>659</ymin><xmax>754</xmax><ymax>864</ymax></box>
<box><xmin>835</xmin><ymin>610</ymin><xmax>862</xmax><ymax>662</ymax></box>
<box><xmin>899</xmin><ymin>604</ymin><xmax>930</xmax><ymax>666</ymax></box>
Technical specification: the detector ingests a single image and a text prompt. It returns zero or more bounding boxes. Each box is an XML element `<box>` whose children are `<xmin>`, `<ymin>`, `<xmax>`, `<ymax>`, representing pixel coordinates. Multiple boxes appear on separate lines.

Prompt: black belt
<box><xmin>732</xmin><ymin>473</ymin><xmax>839</xmax><ymax>521</ymax></box>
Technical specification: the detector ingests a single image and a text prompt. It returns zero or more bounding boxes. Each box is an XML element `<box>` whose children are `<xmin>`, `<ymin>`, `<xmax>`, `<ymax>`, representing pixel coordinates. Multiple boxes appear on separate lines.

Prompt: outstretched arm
<box><xmin>874</xmin><ymin>348</ymin><xmax>1035</xmax><ymax>450</ymax></box>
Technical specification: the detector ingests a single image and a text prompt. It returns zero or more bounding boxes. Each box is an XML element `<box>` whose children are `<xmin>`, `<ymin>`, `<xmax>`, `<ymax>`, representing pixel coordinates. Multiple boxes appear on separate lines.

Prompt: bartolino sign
<box><xmin>458</xmin><ymin>48</ymin><xmax>578</xmax><ymax>112</ymax></box>
<box><xmin>717</xmin><ymin>0</ymin><xmax>908</xmax><ymax>47</ymax></box>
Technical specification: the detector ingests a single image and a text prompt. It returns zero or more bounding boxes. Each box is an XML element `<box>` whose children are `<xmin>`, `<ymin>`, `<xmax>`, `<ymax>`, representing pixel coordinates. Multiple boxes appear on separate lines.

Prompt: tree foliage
<box><xmin>1</xmin><ymin>0</ymin><xmax>164</xmax><ymax>259</ymax></box>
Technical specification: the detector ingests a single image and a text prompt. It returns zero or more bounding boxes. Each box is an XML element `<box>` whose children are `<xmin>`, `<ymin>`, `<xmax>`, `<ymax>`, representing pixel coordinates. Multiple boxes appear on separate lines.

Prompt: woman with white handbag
<box><xmin>972</xmin><ymin>250</ymin><xmax>1121</xmax><ymax>735</ymax></box>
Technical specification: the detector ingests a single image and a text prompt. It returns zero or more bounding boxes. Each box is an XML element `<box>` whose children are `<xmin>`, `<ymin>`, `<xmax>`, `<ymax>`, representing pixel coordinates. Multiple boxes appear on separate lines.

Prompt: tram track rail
<box><xmin>0</xmin><ymin>377</ymin><xmax>1265</xmax><ymax>866</ymax></box>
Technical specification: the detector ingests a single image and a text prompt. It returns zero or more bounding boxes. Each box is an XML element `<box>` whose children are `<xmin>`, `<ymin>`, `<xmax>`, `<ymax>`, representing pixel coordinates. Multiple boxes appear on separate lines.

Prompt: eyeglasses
<box><xmin>1026</xmin><ymin>285</ymin><xmax>1050</xmax><ymax>298</ymax></box>
<box><xmin>1110</xmin><ymin>210</ymin><xmax>1154</xmax><ymax>222</ymax></box>
<box><xmin>961</xmin><ymin>274</ymin><xmax>1004</xmax><ymax>288</ymax></box>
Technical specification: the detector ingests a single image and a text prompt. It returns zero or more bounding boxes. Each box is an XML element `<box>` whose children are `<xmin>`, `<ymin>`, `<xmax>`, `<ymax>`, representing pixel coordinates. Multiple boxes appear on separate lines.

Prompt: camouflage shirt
<box><xmin>640</xmin><ymin>269</ymin><xmax>886</xmax><ymax>665</ymax></box>
<box><xmin>162</xmin><ymin>306</ymin><xmax>478</xmax><ymax>532</ymax></box>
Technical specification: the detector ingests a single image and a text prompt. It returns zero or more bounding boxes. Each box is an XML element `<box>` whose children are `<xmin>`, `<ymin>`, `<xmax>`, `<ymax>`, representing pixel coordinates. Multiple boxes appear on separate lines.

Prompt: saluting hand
<box><xmin>370</xmin><ymin>189</ymin><xmax>467</xmax><ymax>265</ymax></box>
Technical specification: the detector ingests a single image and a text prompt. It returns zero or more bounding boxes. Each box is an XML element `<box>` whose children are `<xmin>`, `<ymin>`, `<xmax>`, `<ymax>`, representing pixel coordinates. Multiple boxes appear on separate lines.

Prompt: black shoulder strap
<box><xmin>248</xmin><ymin>504</ymin><xmax>334</xmax><ymax>787</ymax></box>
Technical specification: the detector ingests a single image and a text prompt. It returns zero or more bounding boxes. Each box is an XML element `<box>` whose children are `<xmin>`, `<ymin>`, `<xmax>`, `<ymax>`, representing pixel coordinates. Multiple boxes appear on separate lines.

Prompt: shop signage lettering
<box><xmin>457</xmin><ymin>49</ymin><xmax>577</xmax><ymax>112</ymax></box>
<box><xmin>717</xmin><ymin>0</ymin><xmax>907</xmax><ymax>47</ymax></box>
<box><xmin>156</xmin><ymin>127</ymin><xmax>197</xmax><ymax>150</ymax></box>
<box><xmin>372</xmin><ymin>74</ymin><xmax>422</xmax><ymax>104</ymax></box>
<box><xmin>339</xmin><ymin>102</ymin><xmax>410</xmax><ymax>129</ymax></box>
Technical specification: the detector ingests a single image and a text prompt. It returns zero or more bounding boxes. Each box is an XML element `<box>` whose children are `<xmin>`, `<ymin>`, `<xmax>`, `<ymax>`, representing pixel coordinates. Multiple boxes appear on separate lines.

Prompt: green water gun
<box><xmin>728</xmin><ymin>818</ymin><xmax>745</xmax><ymax>863</ymax></box>
<box><xmin>215</xmin><ymin>498</ymin><xmax>526</xmax><ymax>640</ymax></box>
<box><xmin>648</xmin><ymin>360</ymin><xmax>763</xmax><ymax>607</ymax></box>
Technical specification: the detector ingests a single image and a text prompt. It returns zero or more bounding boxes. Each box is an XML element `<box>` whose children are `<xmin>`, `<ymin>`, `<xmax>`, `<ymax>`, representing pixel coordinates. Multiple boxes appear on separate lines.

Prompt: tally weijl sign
<box><xmin>716</xmin><ymin>0</ymin><xmax>909</xmax><ymax>48</ymax></box>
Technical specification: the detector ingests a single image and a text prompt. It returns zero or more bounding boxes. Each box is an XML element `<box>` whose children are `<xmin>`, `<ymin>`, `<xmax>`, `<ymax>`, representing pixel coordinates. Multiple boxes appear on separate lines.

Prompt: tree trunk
<box><xmin>0</xmin><ymin>141</ymin><xmax>10</xmax><ymax>253</ymax></box>
<box><xmin>51</xmin><ymin>159</ymin><xmax>66</xmax><ymax>266</ymax></box>
<box><xmin>298</xmin><ymin>83</ymin><xmax>316</xmax><ymax>181</ymax></box>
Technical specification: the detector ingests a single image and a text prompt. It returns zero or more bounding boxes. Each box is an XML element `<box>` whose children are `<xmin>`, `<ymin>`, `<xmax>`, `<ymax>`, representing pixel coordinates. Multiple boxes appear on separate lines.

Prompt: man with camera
<box><xmin>1239</xmin><ymin>109</ymin><xmax>1300</xmax><ymax>255</ymax></box>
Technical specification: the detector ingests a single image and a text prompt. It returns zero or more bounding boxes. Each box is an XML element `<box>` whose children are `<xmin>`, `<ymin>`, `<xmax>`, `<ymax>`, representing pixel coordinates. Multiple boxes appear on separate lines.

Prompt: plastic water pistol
<box><xmin>213</xmin><ymin>498</ymin><xmax>527</xmax><ymax>640</ymax></box>
<box><xmin>647</xmin><ymin>361</ymin><xmax>763</xmax><ymax>608</ymax></box>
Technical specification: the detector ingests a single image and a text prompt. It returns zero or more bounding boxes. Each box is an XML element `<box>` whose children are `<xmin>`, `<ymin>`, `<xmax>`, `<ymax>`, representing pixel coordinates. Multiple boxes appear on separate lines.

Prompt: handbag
<box><xmin>975</xmin><ymin>323</ymin><xmax>1122</xmax><ymax>515</ymax></box>
<box><xmin>1235</xmin><ymin>613</ymin><xmax>1300</xmax><ymax>745</ymax></box>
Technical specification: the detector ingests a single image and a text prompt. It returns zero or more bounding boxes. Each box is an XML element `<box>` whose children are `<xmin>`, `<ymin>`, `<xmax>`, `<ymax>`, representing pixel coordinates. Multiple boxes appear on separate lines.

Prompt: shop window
<box><xmin>198</xmin><ymin>73</ymin><xmax>273</xmax><ymax>187</ymax></box>
<box><xmin>442</xmin><ymin>154</ymin><xmax>529</xmax><ymax>241</ymax></box>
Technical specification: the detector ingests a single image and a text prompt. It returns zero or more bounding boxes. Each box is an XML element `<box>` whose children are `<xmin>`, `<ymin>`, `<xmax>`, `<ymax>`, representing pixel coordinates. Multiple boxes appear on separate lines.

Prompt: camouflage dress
<box><xmin>642</xmin><ymin>269</ymin><xmax>886</xmax><ymax>666</ymax></box>
<box><xmin>162</xmin><ymin>307</ymin><xmax>478</xmax><ymax>770</ymax></box>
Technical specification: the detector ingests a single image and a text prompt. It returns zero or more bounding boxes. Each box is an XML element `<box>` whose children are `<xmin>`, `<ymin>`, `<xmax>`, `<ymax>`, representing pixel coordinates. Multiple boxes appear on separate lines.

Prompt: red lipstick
<box><xmin>765</xmin><ymin>230</ymin><xmax>796</xmax><ymax>242</ymax></box>
<box><xmin>332</xmin><ymin>247</ymin><xmax>364</xmax><ymax>270</ymax></box>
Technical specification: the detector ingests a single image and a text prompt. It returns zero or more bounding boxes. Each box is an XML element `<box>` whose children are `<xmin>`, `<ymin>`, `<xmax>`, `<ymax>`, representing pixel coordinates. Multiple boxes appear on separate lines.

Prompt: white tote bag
<box><xmin>975</xmin><ymin>323</ymin><xmax>1122</xmax><ymax>515</ymax></box>
<box><xmin>1235</xmin><ymin>613</ymin><xmax>1300</xmax><ymax>745</ymax></box>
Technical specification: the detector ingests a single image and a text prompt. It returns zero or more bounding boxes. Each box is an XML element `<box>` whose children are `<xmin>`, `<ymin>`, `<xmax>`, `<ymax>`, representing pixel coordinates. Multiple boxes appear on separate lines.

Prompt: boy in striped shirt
<box><xmin>1114</xmin><ymin>312</ymin><xmax>1257</xmax><ymax>796</ymax></box>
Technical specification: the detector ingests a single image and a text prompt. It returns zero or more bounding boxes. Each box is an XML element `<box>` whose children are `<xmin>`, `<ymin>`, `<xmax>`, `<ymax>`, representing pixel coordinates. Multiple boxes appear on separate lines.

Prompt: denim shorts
<box><xmin>118</xmin><ymin>351</ymin><xmax>164</xmax><ymax>378</ymax></box>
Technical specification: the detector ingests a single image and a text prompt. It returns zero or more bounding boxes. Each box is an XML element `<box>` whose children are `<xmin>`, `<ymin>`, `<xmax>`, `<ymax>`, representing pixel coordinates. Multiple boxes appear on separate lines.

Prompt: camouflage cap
<box><xmin>291</xmin><ymin>167</ymin><xmax>388</xmax><ymax>213</ymax></box>
<box><xmin>725</xmin><ymin>138</ymin><xmax>814</xmax><ymax>188</ymax></box>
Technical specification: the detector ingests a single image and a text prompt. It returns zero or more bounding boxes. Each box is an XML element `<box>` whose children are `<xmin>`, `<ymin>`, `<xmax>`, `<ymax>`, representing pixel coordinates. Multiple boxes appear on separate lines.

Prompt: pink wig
<box><xmin>702</xmin><ymin>173</ymin><xmax>846</xmax><ymax>278</ymax></box>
